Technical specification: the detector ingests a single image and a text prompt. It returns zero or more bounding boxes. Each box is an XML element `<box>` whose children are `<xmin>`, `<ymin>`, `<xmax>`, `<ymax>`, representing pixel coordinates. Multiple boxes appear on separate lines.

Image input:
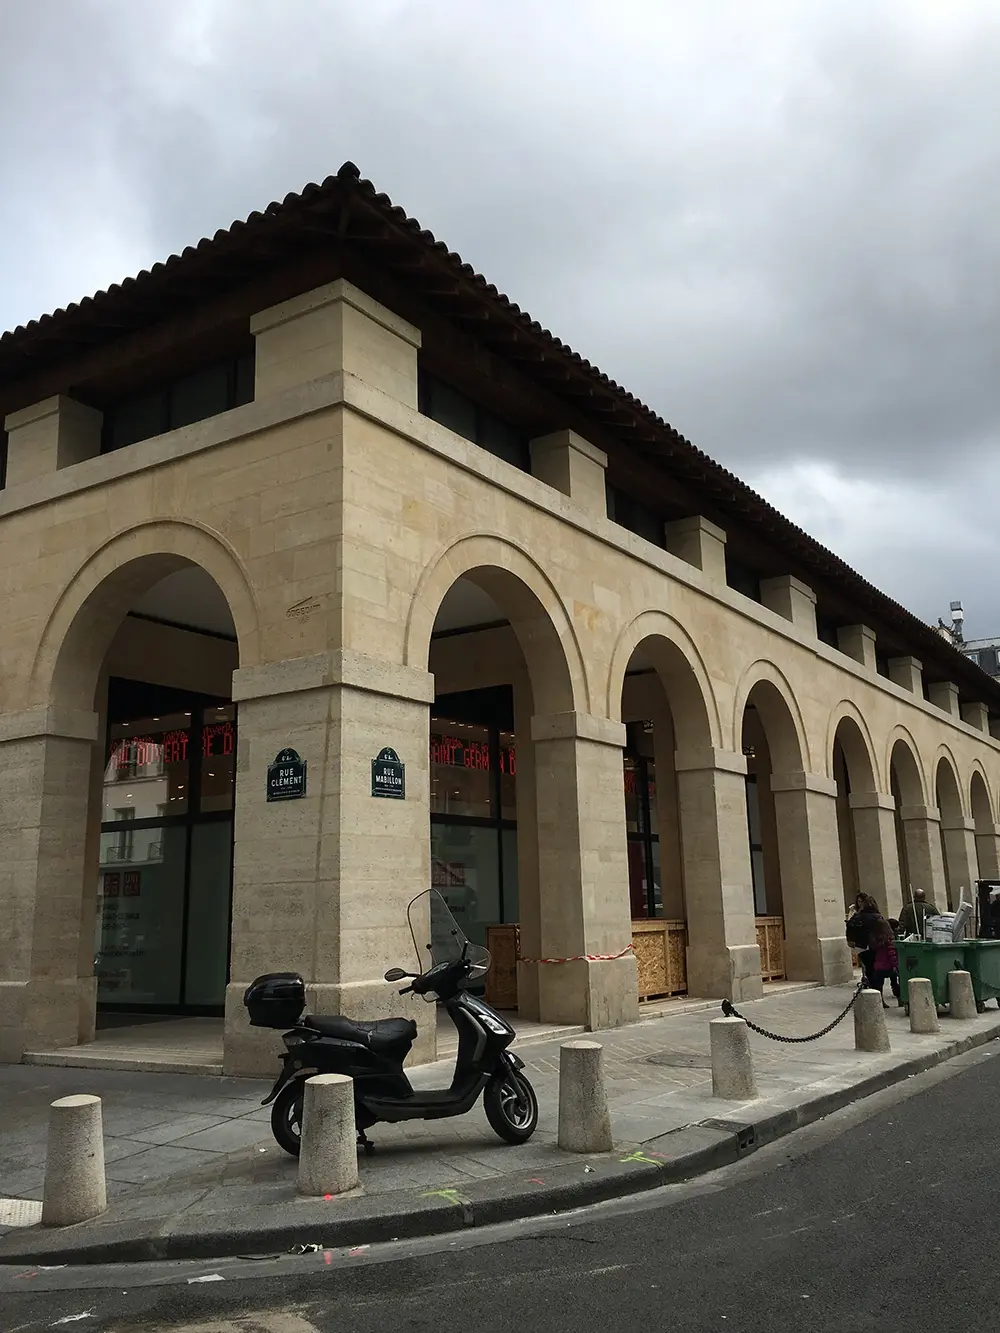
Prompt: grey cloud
<box><xmin>2</xmin><ymin>0</ymin><xmax>999</xmax><ymax>625</ymax></box>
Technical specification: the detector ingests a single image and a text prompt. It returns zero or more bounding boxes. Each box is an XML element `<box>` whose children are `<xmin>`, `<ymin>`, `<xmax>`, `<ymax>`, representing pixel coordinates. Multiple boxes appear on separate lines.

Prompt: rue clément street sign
<box><xmin>266</xmin><ymin>748</ymin><xmax>307</xmax><ymax>802</ymax></box>
<box><xmin>371</xmin><ymin>747</ymin><xmax>405</xmax><ymax>799</ymax></box>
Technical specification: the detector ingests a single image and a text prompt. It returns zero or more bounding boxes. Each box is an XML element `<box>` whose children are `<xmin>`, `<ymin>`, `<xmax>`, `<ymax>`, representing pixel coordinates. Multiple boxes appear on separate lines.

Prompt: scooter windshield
<box><xmin>407</xmin><ymin>889</ymin><xmax>492</xmax><ymax>997</ymax></box>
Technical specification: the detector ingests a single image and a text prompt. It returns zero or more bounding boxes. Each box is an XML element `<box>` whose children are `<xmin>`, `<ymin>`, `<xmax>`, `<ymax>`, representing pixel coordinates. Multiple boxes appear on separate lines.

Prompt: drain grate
<box><xmin>644</xmin><ymin>1051</ymin><xmax>712</xmax><ymax>1069</ymax></box>
<box><xmin>0</xmin><ymin>1197</ymin><xmax>43</xmax><ymax>1228</ymax></box>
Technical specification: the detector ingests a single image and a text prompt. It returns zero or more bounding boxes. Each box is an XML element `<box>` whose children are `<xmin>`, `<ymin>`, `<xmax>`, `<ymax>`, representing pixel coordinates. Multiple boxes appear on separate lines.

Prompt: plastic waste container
<box><xmin>961</xmin><ymin>940</ymin><xmax>1000</xmax><ymax>1012</ymax></box>
<box><xmin>896</xmin><ymin>941</ymin><xmax>967</xmax><ymax>1013</ymax></box>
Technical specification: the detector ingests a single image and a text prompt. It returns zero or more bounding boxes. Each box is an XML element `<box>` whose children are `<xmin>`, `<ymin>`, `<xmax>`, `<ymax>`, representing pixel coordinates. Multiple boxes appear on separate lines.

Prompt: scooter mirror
<box><xmin>384</xmin><ymin>967</ymin><xmax>409</xmax><ymax>982</ymax></box>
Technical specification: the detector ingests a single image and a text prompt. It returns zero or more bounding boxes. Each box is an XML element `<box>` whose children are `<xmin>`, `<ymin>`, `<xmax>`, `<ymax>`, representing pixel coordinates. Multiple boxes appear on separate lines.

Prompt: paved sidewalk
<box><xmin>3</xmin><ymin>983</ymin><xmax>1000</xmax><ymax>1263</ymax></box>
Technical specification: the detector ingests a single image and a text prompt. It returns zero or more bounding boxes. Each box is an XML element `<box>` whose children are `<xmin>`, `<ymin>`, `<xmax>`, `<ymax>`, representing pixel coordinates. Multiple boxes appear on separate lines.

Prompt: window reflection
<box><xmin>103</xmin><ymin>712</ymin><xmax>191</xmax><ymax>821</ymax></box>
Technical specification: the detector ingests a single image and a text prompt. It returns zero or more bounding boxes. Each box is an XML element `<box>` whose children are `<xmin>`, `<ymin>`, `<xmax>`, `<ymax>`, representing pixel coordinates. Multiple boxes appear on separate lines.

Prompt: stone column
<box><xmin>674</xmin><ymin>747</ymin><xmax>762</xmax><ymax>1002</ymax></box>
<box><xmin>0</xmin><ymin>707</ymin><xmax>99</xmax><ymax>1062</ymax></box>
<box><xmin>899</xmin><ymin>804</ymin><xmax>947</xmax><ymax>907</ymax></box>
<box><xmin>224</xmin><ymin>650</ymin><xmax>435</xmax><ymax>1076</ymax></box>
<box><xmin>974</xmin><ymin>822</ymin><xmax>1000</xmax><ymax>880</ymax></box>
<box><xmin>770</xmin><ymin>772</ymin><xmax>854</xmax><ymax>984</ymax></box>
<box><xmin>940</xmin><ymin>816</ymin><xmax>979</xmax><ymax>910</ymax></box>
<box><xmin>849</xmin><ymin>792</ymin><xmax>903</xmax><ymax>918</ymax></box>
<box><xmin>526</xmin><ymin>711</ymin><xmax>638</xmax><ymax>1030</ymax></box>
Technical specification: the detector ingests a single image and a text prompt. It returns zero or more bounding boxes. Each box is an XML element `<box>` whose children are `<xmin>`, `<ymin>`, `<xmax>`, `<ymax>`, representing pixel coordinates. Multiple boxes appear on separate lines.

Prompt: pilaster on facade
<box><xmin>663</xmin><ymin>515</ymin><xmax>728</xmax><ymax>584</ymax></box>
<box><xmin>927</xmin><ymin>680</ymin><xmax>961</xmax><ymax>719</ymax></box>
<box><xmin>961</xmin><ymin>701</ymin><xmax>989</xmax><ymax>734</ymax></box>
<box><xmin>848</xmin><ymin>791</ymin><xmax>903</xmax><ymax>918</ymax></box>
<box><xmin>250</xmin><ymin>278</ymin><xmax>421</xmax><ymax>405</ymax></box>
<box><xmin>838</xmin><ymin>624</ymin><xmax>877</xmax><ymax>671</ymax></box>
<box><xmin>760</xmin><ymin>575</ymin><xmax>818</xmax><ymax>638</ymax></box>
<box><xmin>529</xmin><ymin>430</ymin><xmax>607</xmax><ymax>518</ymax></box>
<box><xmin>3</xmin><ymin>395</ymin><xmax>103</xmax><ymax>488</ymax></box>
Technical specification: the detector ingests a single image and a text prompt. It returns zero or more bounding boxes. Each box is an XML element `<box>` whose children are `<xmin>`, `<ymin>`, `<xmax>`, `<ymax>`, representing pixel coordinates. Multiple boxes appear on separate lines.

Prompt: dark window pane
<box><xmin>234</xmin><ymin>350</ymin><xmax>255</xmax><ymax>407</ymax></box>
<box><xmin>200</xmin><ymin>704</ymin><xmax>236</xmax><ymax>813</ymax></box>
<box><xmin>183</xmin><ymin>822</ymin><xmax>233</xmax><ymax>1006</ymax></box>
<box><xmin>104</xmin><ymin>390</ymin><xmax>167</xmax><ymax>452</ymax></box>
<box><xmin>478</xmin><ymin>410</ymin><xmax>528</xmax><ymax>470</ymax></box>
<box><xmin>427</xmin><ymin>379</ymin><xmax>477</xmax><ymax>442</ymax></box>
<box><xmin>0</xmin><ymin>429</ymin><xmax>7</xmax><ymax>488</ymax></box>
<box><xmin>430</xmin><ymin>719</ymin><xmax>493</xmax><ymax>817</ymax></box>
<box><xmin>170</xmin><ymin>362</ymin><xmax>230</xmax><ymax>430</ymax></box>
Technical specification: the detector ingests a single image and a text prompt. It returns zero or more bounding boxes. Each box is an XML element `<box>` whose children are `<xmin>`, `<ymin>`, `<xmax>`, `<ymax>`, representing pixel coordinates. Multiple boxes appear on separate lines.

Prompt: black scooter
<box><xmin>245</xmin><ymin>890</ymin><xmax>538</xmax><ymax>1156</ymax></box>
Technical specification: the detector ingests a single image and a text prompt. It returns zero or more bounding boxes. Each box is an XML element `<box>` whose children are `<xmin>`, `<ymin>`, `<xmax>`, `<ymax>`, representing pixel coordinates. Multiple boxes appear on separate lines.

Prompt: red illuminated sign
<box><xmin>202</xmin><ymin>721</ymin><xmax>235</xmax><ymax>759</ymax></box>
<box><xmin>430</xmin><ymin>734</ymin><xmax>516</xmax><ymax>775</ymax></box>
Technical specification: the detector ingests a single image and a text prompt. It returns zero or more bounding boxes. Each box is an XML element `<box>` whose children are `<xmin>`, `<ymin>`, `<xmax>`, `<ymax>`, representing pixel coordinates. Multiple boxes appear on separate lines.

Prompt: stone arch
<box><xmin>826</xmin><ymin>702</ymin><xmax>880</xmax><ymax>791</ymax></box>
<box><xmin>404</xmin><ymin>532</ymin><xmax>585</xmax><ymax>716</ymax></box>
<box><xmin>27</xmin><ymin>520</ymin><xmax>259</xmax><ymax>712</ymax></box>
<box><xmin>934</xmin><ymin>749</ymin><xmax>965</xmax><ymax>823</ymax></box>
<box><xmin>607</xmin><ymin>610</ymin><xmax>721</xmax><ymax>751</ymax></box>
<box><xmin>970</xmin><ymin>765</ymin><xmax>995</xmax><ymax>831</ymax></box>
<box><xmin>886</xmin><ymin>728</ymin><xmax>927</xmax><ymax>807</ymax></box>
<box><xmin>829</xmin><ymin>707</ymin><xmax>881</xmax><ymax>913</ymax></box>
<box><xmin>734</xmin><ymin>660</ymin><xmax>808</xmax><ymax>773</ymax></box>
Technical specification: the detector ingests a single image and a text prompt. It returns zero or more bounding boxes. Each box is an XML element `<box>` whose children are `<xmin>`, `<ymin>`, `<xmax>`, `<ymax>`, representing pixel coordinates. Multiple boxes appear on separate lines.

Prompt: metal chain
<box><xmin>720</xmin><ymin>980</ymin><xmax>866</xmax><ymax>1043</ymax></box>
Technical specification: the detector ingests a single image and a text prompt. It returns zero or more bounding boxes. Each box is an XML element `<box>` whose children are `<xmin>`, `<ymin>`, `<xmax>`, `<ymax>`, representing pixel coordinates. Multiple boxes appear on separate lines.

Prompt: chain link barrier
<box><xmin>720</xmin><ymin>979</ymin><xmax>866</xmax><ymax>1043</ymax></box>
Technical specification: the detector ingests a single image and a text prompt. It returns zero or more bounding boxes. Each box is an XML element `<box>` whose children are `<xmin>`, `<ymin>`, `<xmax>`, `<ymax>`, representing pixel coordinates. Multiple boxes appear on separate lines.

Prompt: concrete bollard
<box><xmin>854</xmin><ymin>989</ymin><xmax>891</xmax><ymax>1052</ymax></box>
<box><xmin>558</xmin><ymin>1040</ymin><xmax>613</xmax><ymax>1153</ymax></box>
<box><xmin>948</xmin><ymin>971</ymin><xmax>977</xmax><ymax>1020</ymax></box>
<box><xmin>908</xmin><ymin>978</ymin><xmax>940</xmax><ymax>1034</ymax></box>
<box><xmin>41</xmin><ymin>1094</ymin><xmax>107</xmax><ymax>1227</ymax></box>
<box><xmin>298</xmin><ymin>1073</ymin><xmax>359</xmax><ymax>1197</ymax></box>
<box><xmin>710</xmin><ymin>1016</ymin><xmax>758</xmax><ymax>1100</ymax></box>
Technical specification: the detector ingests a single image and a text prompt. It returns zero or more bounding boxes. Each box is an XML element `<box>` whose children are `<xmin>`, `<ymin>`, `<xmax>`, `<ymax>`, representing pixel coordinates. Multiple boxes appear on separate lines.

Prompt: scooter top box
<box><xmin>244</xmin><ymin>972</ymin><xmax>305</xmax><ymax>1029</ymax></box>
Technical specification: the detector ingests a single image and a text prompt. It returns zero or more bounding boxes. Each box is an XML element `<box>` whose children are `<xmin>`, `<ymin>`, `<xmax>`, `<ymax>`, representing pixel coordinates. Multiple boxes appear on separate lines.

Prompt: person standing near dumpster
<box><xmin>869</xmin><ymin>915</ymin><xmax>901</xmax><ymax>1005</ymax></box>
<box><xmin>898</xmin><ymin>888</ymin><xmax>940</xmax><ymax>939</ymax></box>
<box><xmin>846</xmin><ymin>893</ymin><xmax>889</xmax><ymax>991</ymax></box>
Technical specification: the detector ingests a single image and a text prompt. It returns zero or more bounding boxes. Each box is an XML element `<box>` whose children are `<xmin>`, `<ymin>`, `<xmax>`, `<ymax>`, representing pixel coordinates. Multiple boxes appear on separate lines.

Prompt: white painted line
<box><xmin>0</xmin><ymin>1197</ymin><xmax>43</xmax><ymax>1228</ymax></box>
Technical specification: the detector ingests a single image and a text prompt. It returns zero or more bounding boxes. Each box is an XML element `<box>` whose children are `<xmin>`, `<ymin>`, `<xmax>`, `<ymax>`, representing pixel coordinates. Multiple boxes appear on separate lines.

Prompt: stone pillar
<box><xmin>674</xmin><ymin>747</ymin><xmax>762</xmax><ymax>1002</ymax></box>
<box><xmin>664</xmin><ymin>515</ymin><xmax>728</xmax><ymax>584</ymax></box>
<box><xmin>0</xmin><ymin>707</ymin><xmax>99</xmax><ymax>1063</ymax></box>
<box><xmin>224</xmin><ymin>650</ymin><xmax>435</xmax><ymax>1076</ymax></box>
<box><xmin>770</xmin><ymin>772</ymin><xmax>854</xmax><ymax>984</ymax></box>
<box><xmin>849</xmin><ymin>792</ymin><xmax>904</xmax><ymax>918</ymax></box>
<box><xmin>961</xmin><ymin>701</ymin><xmax>989</xmax><ymax>734</ymax></box>
<box><xmin>888</xmin><ymin>656</ymin><xmax>923</xmax><ymax>694</ymax></box>
<box><xmin>899</xmin><ymin>805</ymin><xmax>947</xmax><ymax>906</ymax></box>
<box><xmin>927</xmin><ymin>681</ymin><xmax>960</xmax><ymax>719</ymax></box>
<box><xmin>529</xmin><ymin>430</ymin><xmax>607</xmax><ymax>517</ymax></box>
<box><xmin>974</xmin><ymin>822</ymin><xmax>1000</xmax><ymax>880</ymax></box>
<box><xmin>940</xmin><ymin>816</ymin><xmax>979</xmax><ymax>910</ymax></box>
<box><xmin>3</xmin><ymin>396</ymin><xmax>103</xmax><ymax>488</ymax></box>
<box><xmin>837</xmin><ymin>624</ymin><xmax>877</xmax><ymax>671</ymax></box>
<box><xmin>251</xmin><ymin>279</ymin><xmax>421</xmax><ymax>406</ymax></box>
<box><xmin>526</xmin><ymin>711</ymin><xmax>638</xmax><ymax>1030</ymax></box>
<box><xmin>760</xmin><ymin>575</ymin><xmax>817</xmax><ymax>637</ymax></box>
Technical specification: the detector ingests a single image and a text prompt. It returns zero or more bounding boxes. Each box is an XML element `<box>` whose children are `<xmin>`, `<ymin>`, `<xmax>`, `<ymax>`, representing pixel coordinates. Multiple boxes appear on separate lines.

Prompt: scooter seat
<box><xmin>304</xmin><ymin>1014</ymin><xmax>417</xmax><ymax>1054</ymax></box>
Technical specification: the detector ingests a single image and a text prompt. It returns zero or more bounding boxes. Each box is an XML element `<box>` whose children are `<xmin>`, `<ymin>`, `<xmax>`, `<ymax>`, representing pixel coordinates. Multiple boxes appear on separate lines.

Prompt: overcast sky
<box><xmin>3</xmin><ymin>0</ymin><xmax>999</xmax><ymax>635</ymax></box>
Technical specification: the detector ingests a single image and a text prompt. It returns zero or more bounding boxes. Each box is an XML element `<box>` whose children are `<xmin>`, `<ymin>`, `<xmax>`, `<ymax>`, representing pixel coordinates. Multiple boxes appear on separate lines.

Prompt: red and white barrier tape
<box><xmin>517</xmin><ymin>943</ymin><xmax>634</xmax><ymax>965</ymax></box>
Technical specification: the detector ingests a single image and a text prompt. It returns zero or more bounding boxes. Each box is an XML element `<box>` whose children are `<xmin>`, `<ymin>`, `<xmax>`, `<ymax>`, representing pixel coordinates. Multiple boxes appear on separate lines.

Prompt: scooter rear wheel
<box><xmin>271</xmin><ymin>1080</ymin><xmax>303</xmax><ymax>1157</ymax></box>
<box><xmin>484</xmin><ymin>1069</ymin><xmax>539</xmax><ymax>1144</ymax></box>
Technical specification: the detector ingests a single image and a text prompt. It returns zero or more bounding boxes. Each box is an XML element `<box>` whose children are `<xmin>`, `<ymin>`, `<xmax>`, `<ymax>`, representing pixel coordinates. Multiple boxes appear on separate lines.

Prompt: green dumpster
<box><xmin>896</xmin><ymin>941</ymin><xmax>967</xmax><ymax>1011</ymax></box>
<box><xmin>961</xmin><ymin>940</ymin><xmax>1000</xmax><ymax>1012</ymax></box>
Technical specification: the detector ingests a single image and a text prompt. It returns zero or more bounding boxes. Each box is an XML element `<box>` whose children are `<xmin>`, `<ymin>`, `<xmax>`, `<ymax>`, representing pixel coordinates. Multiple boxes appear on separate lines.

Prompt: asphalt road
<box><xmin>5</xmin><ymin>1041</ymin><xmax>999</xmax><ymax>1332</ymax></box>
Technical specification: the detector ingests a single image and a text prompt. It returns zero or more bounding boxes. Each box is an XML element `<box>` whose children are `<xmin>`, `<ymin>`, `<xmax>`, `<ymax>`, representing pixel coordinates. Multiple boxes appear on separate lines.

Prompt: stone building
<box><xmin>2</xmin><ymin>162</ymin><xmax>999</xmax><ymax>1075</ymax></box>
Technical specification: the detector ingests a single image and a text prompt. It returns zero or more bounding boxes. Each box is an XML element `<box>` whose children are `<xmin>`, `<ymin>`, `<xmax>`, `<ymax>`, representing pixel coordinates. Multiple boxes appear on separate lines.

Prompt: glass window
<box><xmin>169</xmin><ymin>363</ymin><xmax>231</xmax><ymax>430</ymax></box>
<box><xmin>479</xmin><ymin>410</ymin><xmax>529</xmax><ymax>469</ymax></box>
<box><xmin>95</xmin><ymin>824</ymin><xmax>188</xmax><ymax>1005</ymax></box>
<box><xmin>430</xmin><ymin>719</ymin><xmax>493</xmax><ymax>818</ymax></box>
<box><xmin>200</xmin><ymin>704</ymin><xmax>237</xmax><ymax>812</ymax></box>
<box><xmin>0</xmin><ymin>429</ymin><xmax>7</xmax><ymax>488</ymax></box>
<box><xmin>427</xmin><ymin>379</ymin><xmax>477</xmax><ymax>442</ymax></box>
<box><xmin>501</xmin><ymin>827</ymin><xmax>519</xmax><ymax>924</ymax></box>
<box><xmin>235</xmin><ymin>350</ymin><xmax>255</xmax><ymax>407</ymax></box>
<box><xmin>624</xmin><ymin>756</ymin><xmax>642</xmax><ymax>833</ymax></box>
<box><xmin>183</xmin><ymin>822</ymin><xmax>233</xmax><ymax>1006</ymax></box>
<box><xmin>430</xmin><ymin>823</ymin><xmax>501</xmax><ymax>947</ymax></box>
<box><xmin>105</xmin><ymin>389</ymin><xmax>168</xmax><ymax>451</ymax></box>
<box><xmin>103</xmin><ymin>712</ymin><xmax>192</xmax><ymax>820</ymax></box>
<box><xmin>499</xmin><ymin>729</ymin><xmax>517</xmax><ymax>820</ymax></box>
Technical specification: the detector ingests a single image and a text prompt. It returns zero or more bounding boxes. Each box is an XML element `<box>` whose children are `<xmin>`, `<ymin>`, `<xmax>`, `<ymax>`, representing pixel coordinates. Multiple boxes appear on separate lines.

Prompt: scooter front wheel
<box><xmin>484</xmin><ymin>1069</ymin><xmax>539</xmax><ymax>1144</ymax></box>
<box><xmin>271</xmin><ymin>1080</ymin><xmax>304</xmax><ymax>1157</ymax></box>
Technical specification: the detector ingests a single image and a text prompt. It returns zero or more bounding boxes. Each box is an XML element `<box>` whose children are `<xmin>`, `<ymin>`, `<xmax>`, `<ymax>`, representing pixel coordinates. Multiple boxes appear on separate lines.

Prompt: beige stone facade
<box><xmin>3</xmin><ymin>168</ymin><xmax>1000</xmax><ymax>1075</ymax></box>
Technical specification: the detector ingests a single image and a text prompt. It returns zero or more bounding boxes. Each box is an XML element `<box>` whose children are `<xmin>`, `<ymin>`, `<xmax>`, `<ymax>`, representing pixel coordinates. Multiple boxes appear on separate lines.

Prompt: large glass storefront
<box><xmin>623</xmin><ymin>720</ymin><xmax>662</xmax><ymax>918</ymax></box>
<box><xmin>430</xmin><ymin>687</ymin><xmax>518</xmax><ymax>948</ymax></box>
<box><xmin>95</xmin><ymin>678</ymin><xmax>236</xmax><ymax>1014</ymax></box>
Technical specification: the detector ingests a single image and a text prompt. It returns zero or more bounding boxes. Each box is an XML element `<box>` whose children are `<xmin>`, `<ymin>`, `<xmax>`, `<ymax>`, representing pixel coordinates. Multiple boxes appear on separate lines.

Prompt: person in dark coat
<box><xmin>846</xmin><ymin>893</ymin><xmax>886</xmax><ymax>991</ymax></box>
<box><xmin>898</xmin><ymin>888</ymin><xmax>940</xmax><ymax>938</ymax></box>
<box><xmin>868</xmin><ymin>915</ymin><xmax>901</xmax><ymax>1004</ymax></box>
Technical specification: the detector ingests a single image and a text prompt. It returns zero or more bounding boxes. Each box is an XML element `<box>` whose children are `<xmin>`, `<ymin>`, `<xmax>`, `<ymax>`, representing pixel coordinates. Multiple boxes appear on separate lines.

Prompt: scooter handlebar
<box><xmin>398</xmin><ymin>985</ymin><xmax>414</xmax><ymax>996</ymax></box>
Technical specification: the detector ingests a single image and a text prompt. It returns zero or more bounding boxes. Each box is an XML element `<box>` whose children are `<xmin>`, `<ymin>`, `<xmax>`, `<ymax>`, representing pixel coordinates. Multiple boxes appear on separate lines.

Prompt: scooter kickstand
<box><xmin>357</xmin><ymin>1129</ymin><xmax>376</xmax><ymax>1157</ymax></box>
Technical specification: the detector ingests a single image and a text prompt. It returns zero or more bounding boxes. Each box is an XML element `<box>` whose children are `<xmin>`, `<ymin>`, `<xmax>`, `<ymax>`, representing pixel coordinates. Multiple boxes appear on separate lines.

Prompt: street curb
<box><xmin>3</xmin><ymin>1018</ymin><xmax>999</xmax><ymax>1266</ymax></box>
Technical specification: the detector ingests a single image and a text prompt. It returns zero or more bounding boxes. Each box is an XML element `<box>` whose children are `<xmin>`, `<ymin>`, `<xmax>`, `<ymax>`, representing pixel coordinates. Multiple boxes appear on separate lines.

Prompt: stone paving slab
<box><xmin>3</xmin><ymin>983</ymin><xmax>1000</xmax><ymax>1262</ymax></box>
